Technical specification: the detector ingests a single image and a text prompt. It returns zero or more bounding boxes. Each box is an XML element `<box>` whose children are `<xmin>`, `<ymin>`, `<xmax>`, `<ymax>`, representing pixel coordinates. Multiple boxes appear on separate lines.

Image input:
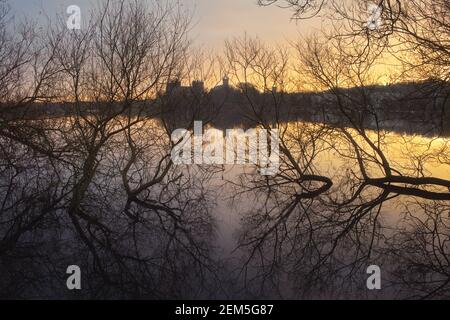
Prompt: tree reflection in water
<box><xmin>0</xmin><ymin>0</ymin><xmax>448</xmax><ymax>300</ymax></box>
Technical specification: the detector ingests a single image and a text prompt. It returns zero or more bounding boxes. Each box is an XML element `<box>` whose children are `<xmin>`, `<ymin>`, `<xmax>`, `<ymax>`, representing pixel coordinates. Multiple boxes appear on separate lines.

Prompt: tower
<box><xmin>192</xmin><ymin>80</ymin><xmax>204</xmax><ymax>93</ymax></box>
<box><xmin>166</xmin><ymin>79</ymin><xmax>181</xmax><ymax>94</ymax></box>
<box><xmin>223</xmin><ymin>75</ymin><xmax>229</xmax><ymax>88</ymax></box>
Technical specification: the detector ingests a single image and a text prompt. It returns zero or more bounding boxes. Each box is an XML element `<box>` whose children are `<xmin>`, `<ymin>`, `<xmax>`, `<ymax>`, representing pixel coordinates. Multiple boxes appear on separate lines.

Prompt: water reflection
<box><xmin>0</xmin><ymin>117</ymin><xmax>448</xmax><ymax>299</ymax></box>
<box><xmin>216</xmin><ymin>121</ymin><xmax>449</xmax><ymax>299</ymax></box>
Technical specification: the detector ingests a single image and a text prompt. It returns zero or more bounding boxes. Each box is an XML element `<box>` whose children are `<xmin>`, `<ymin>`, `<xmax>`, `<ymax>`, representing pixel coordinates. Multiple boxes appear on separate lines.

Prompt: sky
<box><xmin>8</xmin><ymin>0</ymin><xmax>322</xmax><ymax>49</ymax></box>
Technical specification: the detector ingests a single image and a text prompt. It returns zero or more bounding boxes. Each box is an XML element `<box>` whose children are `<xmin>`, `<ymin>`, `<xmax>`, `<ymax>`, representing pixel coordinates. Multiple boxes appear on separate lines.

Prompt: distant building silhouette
<box><xmin>192</xmin><ymin>80</ymin><xmax>205</xmax><ymax>94</ymax></box>
<box><xmin>165</xmin><ymin>79</ymin><xmax>205</xmax><ymax>97</ymax></box>
<box><xmin>166</xmin><ymin>79</ymin><xmax>181</xmax><ymax>94</ymax></box>
<box><xmin>223</xmin><ymin>76</ymin><xmax>229</xmax><ymax>88</ymax></box>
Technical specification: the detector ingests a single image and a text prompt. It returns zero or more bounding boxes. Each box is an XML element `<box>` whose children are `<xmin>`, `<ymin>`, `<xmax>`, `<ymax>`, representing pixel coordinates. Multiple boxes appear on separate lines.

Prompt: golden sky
<box><xmin>189</xmin><ymin>0</ymin><xmax>322</xmax><ymax>49</ymax></box>
<box><xmin>10</xmin><ymin>0</ymin><xmax>322</xmax><ymax>48</ymax></box>
<box><xmin>9</xmin><ymin>0</ymin><xmax>403</xmax><ymax>87</ymax></box>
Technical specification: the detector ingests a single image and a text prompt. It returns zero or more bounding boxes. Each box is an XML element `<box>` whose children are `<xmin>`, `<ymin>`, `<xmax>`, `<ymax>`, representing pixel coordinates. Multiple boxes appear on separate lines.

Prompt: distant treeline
<box><xmin>1</xmin><ymin>80</ymin><xmax>449</xmax><ymax>137</ymax></box>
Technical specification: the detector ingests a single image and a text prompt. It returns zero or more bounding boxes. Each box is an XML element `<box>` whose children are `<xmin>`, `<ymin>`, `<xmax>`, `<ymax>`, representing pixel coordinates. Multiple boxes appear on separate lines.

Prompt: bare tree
<box><xmin>0</xmin><ymin>0</ymin><xmax>221</xmax><ymax>299</ymax></box>
<box><xmin>220</xmin><ymin>31</ymin><xmax>449</xmax><ymax>298</ymax></box>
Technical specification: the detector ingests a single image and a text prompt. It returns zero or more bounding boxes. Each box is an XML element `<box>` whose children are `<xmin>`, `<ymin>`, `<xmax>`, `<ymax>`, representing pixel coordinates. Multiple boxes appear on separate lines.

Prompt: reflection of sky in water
<box><xmin>203</xmin><ymin>123</ymin><xmax>449</xmax><ymax>254</ymax></box>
